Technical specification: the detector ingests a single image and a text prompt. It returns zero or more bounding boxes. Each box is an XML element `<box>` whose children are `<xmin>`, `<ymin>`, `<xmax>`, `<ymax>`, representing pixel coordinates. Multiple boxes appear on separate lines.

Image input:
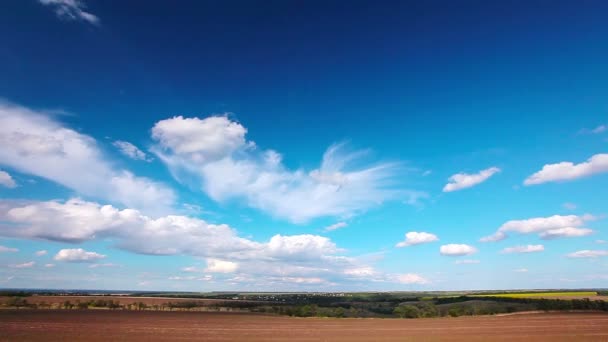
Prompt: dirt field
<box><xmin>0</xmin><ymin>295</ymin><xmax>228</xmax><ymax>306</ymax></box>
<box><xmin>1</xmin><ymin>310</ymin><xmax>608</xmax><ymax>341</ymax></box>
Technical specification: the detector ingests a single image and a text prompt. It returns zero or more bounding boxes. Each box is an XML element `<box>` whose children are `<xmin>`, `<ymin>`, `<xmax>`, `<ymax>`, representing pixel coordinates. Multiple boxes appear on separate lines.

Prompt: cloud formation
<box><xmin>0</xmin><ymin>102</ymin><xmax>175</xmax><ymax>215</ymax></box>
<box><xmin>0</xmin><ymin>245</ymin><xmax>18</xmax><ymax>253</ymax></box>
<box><xmin>10</xmin><ymin>261</ymin><xmax>35</xmax><ymax>268</ymax></box>
<box><xmin>501</xmin><ymin>245</ymin><xmax>544</xmax><ymax>254</ymax></box>
<box><xmin>0</xmin><ymin>198</ymin><xmax>388</xmax><ymax>288</ymax></box>
<box><xmin>38</xmin><ymin>0</ymin><xmax>99</xmax><ymax>25</ymax></box>
<box><xmin>152</xmin><ymin>115</ymin><xmax>410</xmax><ymax>223</ymax></box>
<box><xmin>54</xmin><ymin>248</ymin><xmax>106</xmax><ymax>263</ymax></box>
<box><xmin>0</xmin><ymin>170</ymin><xmax>16</xmax><ymax>188</ymax></box>
<box><xmin>395</xmin><ymin>273</ymin><xmax>429</xmax><ymax>284</ymax></box>
<box><xmin>439</xmin><ymin>244</ymin><xmax>477</xmax><ymax>256</ymax></box>
<box><xmin>324</xmin><ymin>222</ymin><xmax>348</xmax><ymax>232</ymax></box>
<box><xmin>566</xmin><ymin>250</ymin><xmax>608</xmax><ymax>258</ymax></box>
<box><xmin>395</xmin><ymin>231</ymin><xmax>439</xmax><ymax>247</ymax></box>
<box><xmin>443</xmin><ymin>167</ymin><xmax>500</xmax><ymax>192</ymax></box>
<box><xmin>524</xmin><ymin>154</ymin><xmax>608</xmax><ymax>185</ymax></box>
<box><xmin>113</xmin><ymin>141</ymin><xmax>150</xmax><ymax>162</ymax></box>
<box><xmin>480</xmin><ymin>214</ymin><xmax>595</xmax><ymax>242</ymax></box>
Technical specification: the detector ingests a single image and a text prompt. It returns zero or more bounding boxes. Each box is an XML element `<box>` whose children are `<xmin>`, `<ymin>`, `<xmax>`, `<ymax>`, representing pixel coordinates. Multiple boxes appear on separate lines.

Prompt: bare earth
<box><xmin>2</xmin><ymin>310</ymin><xmax>608</xmax><ymax>341</ymax></box>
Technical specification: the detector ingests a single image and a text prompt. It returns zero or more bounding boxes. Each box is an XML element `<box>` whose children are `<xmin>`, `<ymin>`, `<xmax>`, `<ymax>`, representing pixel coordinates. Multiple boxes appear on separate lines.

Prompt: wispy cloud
<box><xmin>566</xmin><ymin>250</ymin><xmax>608</xmax><ymax>258</ymax></box>
<box><xmin>10</xmin><ymin>261</ymin><xmax>35</xmax><ymax>268</ymax></box>
<box><xmin>524</xmin><ymin>154</ymin><xmax>608</xmax><ymax>185</ymax></box>
<box><xmin>113</xmin><ymin>141</ymin><xmax>151</xmax><ymax>162</ymax></box>
<box><xmin>38</xmin><ymin>0</ymin><xmax>99</xmax><ymax>25</ymax></box>
<box><xmin>151</xmin><ymin>115</ymin><xmax>414</xmax><ymax>223</ymax></box>
<box><xmin>443</xmin><ymin>167</ymin><xmax>500</xmax><ymax>192</ymax></box>
<box><xmin>323</xmin><ymin>222</ymin><xmax>348</xmax><ymax>232</ymax></box>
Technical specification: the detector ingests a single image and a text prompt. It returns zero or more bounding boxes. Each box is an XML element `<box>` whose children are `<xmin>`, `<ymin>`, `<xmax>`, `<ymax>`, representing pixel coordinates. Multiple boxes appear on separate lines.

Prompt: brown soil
<box><xmin>1</xmin><ymin>310</ymin><xmax>608</xmax><ymax>341</ymax></box>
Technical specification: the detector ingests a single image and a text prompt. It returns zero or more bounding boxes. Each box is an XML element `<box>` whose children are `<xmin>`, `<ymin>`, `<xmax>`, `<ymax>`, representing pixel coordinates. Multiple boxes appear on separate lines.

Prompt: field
<box><xmin>471</xmin><ymin>291</ymin><xmax>602</xmax><ymax>300</ymax></box>
<box><xmin>1</xmin><ymin>310</ymin><xmax>608</xmax><ymax>341</ymax></box>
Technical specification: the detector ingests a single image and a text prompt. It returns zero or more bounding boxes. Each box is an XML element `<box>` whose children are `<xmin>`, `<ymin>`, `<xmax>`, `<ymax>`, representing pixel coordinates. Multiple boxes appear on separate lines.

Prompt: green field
<box><xmin>472</xmin><ymin>291</ymin><xmax>597</xmax><ymax>298</ymax></box>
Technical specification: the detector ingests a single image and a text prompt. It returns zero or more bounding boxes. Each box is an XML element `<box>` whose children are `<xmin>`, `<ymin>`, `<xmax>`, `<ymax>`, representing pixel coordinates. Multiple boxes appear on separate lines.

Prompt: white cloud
<box><xmin>151</xmin><ymin>115</ymin><xmax>412</xmax><ymax>223</ymax></box>
<box><xmin>454</xmin><ymin>259</ymin><xmax>480</xmax><ymax>264</ymax></box>
<box><xmin>38</xmin><ymin>0</ymin><xmax>99</xmax><ymax>25</ymax></box>
<box><xmin>395</xmin><ymin>231</ymin><xmax>439</xmax><ymax>247</ymax></box>
<box><xmin>88</xmin><ymin>263</ymin><xmax>117</xmax><ymax>269</ymax></box>
<box><xmin>0</xmin><ymin>245</ymin><xmax>18</xmax><ymax>253</ymax></box>
<box><xmin>524</xmin><ymin>154</ymin><xmax>608</xmax><ymax>185</ymax></box>
<box><xmin>35</xmin><ymin>250</ymin><xmax>47</xmax><ymax>256</ymax></box>
<box><xmin>0</xmin><ymin>102</ymin><xmax>175</xmax><ymax>215</ymax></box>
<box><xmin>0</xmin><ymin>170</ymin><xmax>17</xmax><ymax>188</ymax></box>
<box><xmin>562</xmin><ymin>202</ymin><xmax>577</xmax><ymax>210</ymax></box>
<box><xmin>205</xmin><ymin>258</ymin><xmax>238</xmax><ymax>273</ymax></box>
<box><xmin>596</xmin><ymin>240</ymin><xmax>607</xmax><ymax>244</ymax></box>
<box><xmin>480</xmin><ymin>214</ymin><xmax>595</xmax><ymax>242</ymax></box>
<box><xmin>395</xmin><ymin>273</ymin><xmax>429</xmax><ymax>284</ymax></box>
<box><xmin>0</xmin><ymin>198</ymin><xmax>379</xmax><ymax>289</ymax></box>
<box><xmin>443</xmin><ymin>167</ymin><xmax>500</xmax><ymax>192</ymax></box>
<box><xmin>44</xmin><ymin>263</ymin><xmax>55</xmax><ymax>268</ymax></box>
<box><xmin>539</xmin><ymin>227</ymin><xmax>593</xmax><ymax>239</ymax></box>
<box><xmin>10</xmin><ymin>261</ymin><xmax>35</xmax><ymax>268</ymax></box>
<box><xmin>439</xmin><ymin>244</ymin><xmax>477</xmax><ymax>256</ymax></box>
<box><xmin>54</xmin><ymin>248</ymin><xmax>106</xmax><ymax>263</ymax></box>
<box><xmin>566</xmin><ymin>250</ymin><xmax>608</xmax><ymax>258</ymax></box>
<box><xmin>324</xmin><ymin>222</ymin><xmax>348</xmax><ymax>232</ymax></box>
<box><xmin>112</xmin><ymin>141</ymin><xmax>150</xmax><ymax>162</ymax></box>
<box><xmin>501</xmin><ymin>245</ymin><xmax>544</xmax><ymax>254</ymax></box>
<box><xmin>514</xmin><ymin>268</ymin><xmax>528</xmax><ymax>273</ymax></box>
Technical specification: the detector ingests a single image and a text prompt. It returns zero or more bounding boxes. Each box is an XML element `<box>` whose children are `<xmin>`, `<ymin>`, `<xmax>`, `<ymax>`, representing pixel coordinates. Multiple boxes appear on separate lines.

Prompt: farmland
<box><xmin>1</xmin><ymin>310</ymin><xmax>608</xmax><ymax>341</ymax></box>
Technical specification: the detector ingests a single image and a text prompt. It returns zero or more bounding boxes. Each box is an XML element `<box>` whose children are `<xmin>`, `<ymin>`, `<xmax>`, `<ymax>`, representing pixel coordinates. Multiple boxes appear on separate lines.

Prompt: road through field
<box><xmin>1</xmin><ymin>310</ymin><xmax>608</xmax><ymax>341</ymax></box>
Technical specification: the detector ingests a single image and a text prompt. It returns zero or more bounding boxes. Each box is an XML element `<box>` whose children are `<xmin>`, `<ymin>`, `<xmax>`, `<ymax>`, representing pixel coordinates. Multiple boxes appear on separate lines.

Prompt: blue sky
<box><xmin>0</xmin><ymin>0</ymin><xmax>607</xmax><ymax>291</ymax></box>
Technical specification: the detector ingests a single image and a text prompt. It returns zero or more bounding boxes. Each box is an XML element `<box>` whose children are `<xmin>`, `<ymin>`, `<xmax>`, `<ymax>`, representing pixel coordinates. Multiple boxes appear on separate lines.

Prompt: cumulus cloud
<box><xmin>500</xmin><ymin>245</ymin><xmax>544</xmax><ymax>254</ymax></box>
<box><xmin>54</xmin><ymin>248</ymin><xmax>106</xmax><ymax>263</ymax></box>
<box><xmin>0</xmin><ymin>102</ymin><xmax>175</xmax><ymax>215</ymax></box>
<box><xmin>112</xmin><ymin>141</ymin><xmax>150</xmax><ymax>162</ymax></box>
<box><xmin>0</xmin><ymin>245</ymin><xmax>18</xmax><ymax>253</ymax></box>
<box><xmin>323</xmin><ymin>222</ymin><xmax>348</xmax><ymax>232</ymax></box>
<box><xmin>35</xmin><ymin>250</ymin><xmax>47</xmax><ymax>256</ymax></box>
<box><xmin>0</xmin><ymin>198</ymin><xmax>380</xmax><ymax>288</ymax></box>
<box><xmin>443</xmin><ymin>167</ymin><xmax>500</xmax><ymax>192</ymax></box>
<box><xmin>10</xmin><ymin>261</ymin><xmax>35</xmax><ymax>268</ymax></box>
<box><xmin>395</xmin><ymin>231</ymin><xmax>439</xmax><ymax>247</ymax></box>
<box><xmin>439</xmin><ymin>244</ymin><xmax>477</xmax><ymax>256</ymax></box>
<box><xmin>151</xmin><ymin>115</ymin><xmax>412</xmax><ymax>223</ymax></box>
<box><xmin>480</xmin><ymin>214</ymin><xmax>595</xmax><ymax>242</ymax></box>
<box><xmin>524</xmin><ymin>154</ymin><xmax>608</xmax><ymax>185</ymax></box>
<box><xmin>38</xmin><ymin>0</ymin><xmax>99</xmax><ymax>25</ymax></box>
<box><xmin>205</xmin><ymin>258</ymin><xmax>238</xmax><ymax>273</ymax></box>
<box><xmin>395</xmin><ymin>273</ymin><xmax>429</xmax><ymax>284</ymax></box>
<box><xmin>0</xmin><ymin>170</ymin><xmax>17</xmax><ymax>188</ymax></box>
<box><xmin>566</xmin><ymin>250</ymin><xmax>608</xmax><ymax>258</ymax></box>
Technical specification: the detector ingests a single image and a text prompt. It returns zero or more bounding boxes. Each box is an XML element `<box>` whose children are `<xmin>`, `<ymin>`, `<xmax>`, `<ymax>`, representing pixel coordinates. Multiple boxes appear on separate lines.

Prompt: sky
<box><xmin>0</xmin><ymin>0</ymin><xmax>607</xmax><ymax>292</ymax></box>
